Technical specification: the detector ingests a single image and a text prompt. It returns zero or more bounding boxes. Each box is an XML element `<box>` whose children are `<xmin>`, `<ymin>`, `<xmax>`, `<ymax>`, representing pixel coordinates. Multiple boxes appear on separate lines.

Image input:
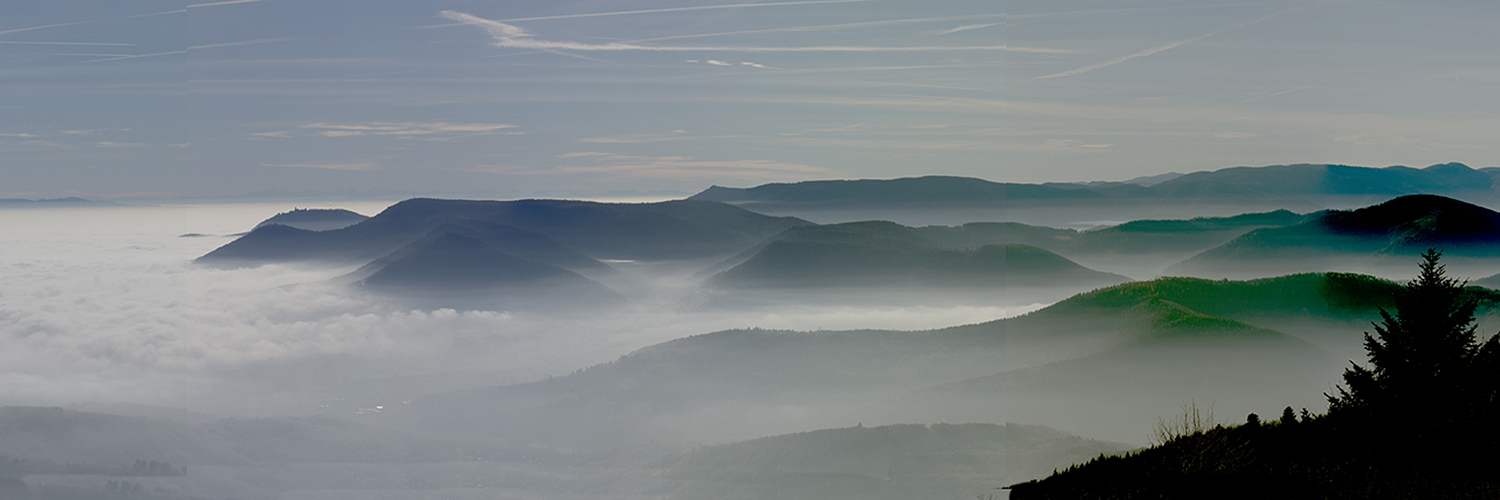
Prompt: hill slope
<box><xmin>395</xmin><ymin>273</ymin><xmax>1409</xmax><ymax>446</ymax></box>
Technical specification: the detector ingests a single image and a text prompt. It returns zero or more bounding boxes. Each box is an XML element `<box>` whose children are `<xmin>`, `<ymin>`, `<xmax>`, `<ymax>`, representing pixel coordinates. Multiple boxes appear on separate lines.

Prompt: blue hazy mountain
<box><xmin>689</xmin><ymin>163</ymin><xmax>1496</xmax><ymax>209</ymax></box>
<box><xmin>0</xmin><ymin>197</ymin><xmax>117</xmax><ymax>208</ymax></box>
<box><xmin>707</xmin><ymin>220</ymin><xmax>1129</xmax><ymax>288</ymax></box>
<box><xmin>198</xmin><ymin>198</ymin><xmax>812</xmax><ymax>266</ymax></box>
<box><xmin>397</xmin><ymin>273</ymin><xmax>1402</xmax><ymax>446</ymax></box>
<box><xmin>1169</xmin><ymin>194</ymin><xmax>1500</xmax><ymax>277</ymax></box>
<box><xmin>253</xmin><ymin>208</ymin><xmax>368</xmax><ymax>232</ymax></box>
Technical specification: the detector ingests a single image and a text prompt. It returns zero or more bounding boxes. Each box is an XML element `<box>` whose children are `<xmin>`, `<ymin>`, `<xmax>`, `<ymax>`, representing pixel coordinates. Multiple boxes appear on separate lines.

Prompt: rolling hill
<box><xmin>393</xmin><ymin>272</ymin><xmax>1413</xmax><ymax>446</ymax></box>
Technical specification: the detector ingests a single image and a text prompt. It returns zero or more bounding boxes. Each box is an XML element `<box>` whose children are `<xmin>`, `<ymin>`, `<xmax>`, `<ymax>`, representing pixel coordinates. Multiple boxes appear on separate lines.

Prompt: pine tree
<box><xmin>1327</xmin><ymin>248</ymin><xmax>1499</xmax><ymax>456</ymax></box>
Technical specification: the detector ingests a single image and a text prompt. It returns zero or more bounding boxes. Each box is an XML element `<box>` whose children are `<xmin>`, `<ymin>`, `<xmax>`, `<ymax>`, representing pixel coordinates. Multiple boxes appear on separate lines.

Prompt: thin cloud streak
<box><xmin>82</xmin><ymin>50</ymin><xmax>187</xmax><ymax>63</ymax></box>
<box><xmin>0</xmin><ymin>41</ymin><xmax>133</xmax><ymax>46</ymax></box>
<box><xmin>1033</xmin><ymin>1</ymin><xmax>1329</xmax><ymax>80</ymax></box>
<box><xmin>186</xmin><ymin>0</ymin><xmax>262</xmax><ymax>8</ymax></box>
<box><xmin>935</xmin><ymin>23</ymin><xmax>1001</xmax><ymax>35</ymax></box>
<box><xmin>492</xmin><ymin>0</ymin><xmax>870</xmax><ymax>23</ymax></box>
<box><xmin>443</xmin><ymin>11</ymin><xmax>1069</xmax><ymax>54</ymax></box>
<box><xmin>188</xmin><ymin>38</ymin><xmax>292</xmax><ymax>51</ymax></box>
<box><xmin>0</xmin><ymin>9</ymin><xmax>184</xmax><ymax>36</ymax></box>
<box><xmin>630</xmin><ymin>14</ymin><xmax>1006</xmax><ymax>43</ymax></box>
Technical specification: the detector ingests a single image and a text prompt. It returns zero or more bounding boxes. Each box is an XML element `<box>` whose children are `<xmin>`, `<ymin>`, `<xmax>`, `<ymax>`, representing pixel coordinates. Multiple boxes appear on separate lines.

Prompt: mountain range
<box><xmin>689</xmin><ymin>163</ymin><xmax>1498</xmax><ymax>210</ymax></box>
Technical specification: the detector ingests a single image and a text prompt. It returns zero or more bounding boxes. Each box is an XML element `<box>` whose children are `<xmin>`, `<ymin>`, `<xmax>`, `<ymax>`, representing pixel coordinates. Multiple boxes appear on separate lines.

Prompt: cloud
<box><xmin>1033</xmin><ymin>2</ymin><xmax>1327</xmax><ymax>80</ymax></box>
<box><xmin>1333</xmin><ymin>133</ymin><xmax>1485</xmax><ymax>151</ymax></box>
<box><xmin>442</xmin><ymin>11</ymin><xmax>1070</xmax><ymax>54</ymax></box>
<box><xmin>0</xmin><ymin>205</ymin><xmax>1024</xmax><ymax>413</ymax></box>
<box><xmin>556</xmin><ymin>153</ymin><xmax>831</xmax><ymax>179</ymax></box>
<box><xmin>935</xmin><ymin>23</ymin><xmax>1001</xmax><ymax>36</ymax></box>
<box><xmin>687</xmin><ymin>60</ymin><xmax>773</xmax><ymax>69</ymax></box>
<box><xmin>629</xmin><ymin>14</ymin><xmax>1009</xmax><ymax>44</ymax></box>
<box><xmin>579</xmin><ymin>130</ymin><xmax>691</xmax><ymax>144</ymax></box>
<box><xmin>186</xmin><ymin>0</ymin><xmax>261</xmax><ymax>8</ymax></box>
<box><xmin>188</xmin><ymin>38</ymin><xmax>292</xmax><ymax>51</ymax></box>
<box><xmin>0</xmin><ymin>41</ymin><xmax>133</xmax><ymax>46</ymax></box>
<box><xmin>1212</xmin><ymin>131</ymin><xmax>1259</xmax><ymax>139</ymax></box>
<box><xmin>0</xmin><ymin>8</ymin><xmax>183</xmax><ymax>37</ymax></box>
<box><xmin>82</xmin><ymin>50</ymin><xmax>187</xmax><ymax>64</ymax></box>
<box><xmin>278</xmin><ymin>122</ymin><xmax>522</xmax><ymax>140</ymax></box>
<box><xmin>262</xmin><ymin>162</ymin><xmax>378</xmax><ymax>171</ymax></box>
<box><xmin>483</xmin><ymin>0</ymin><xmax>870</xmax><ymax>23</ymax></box>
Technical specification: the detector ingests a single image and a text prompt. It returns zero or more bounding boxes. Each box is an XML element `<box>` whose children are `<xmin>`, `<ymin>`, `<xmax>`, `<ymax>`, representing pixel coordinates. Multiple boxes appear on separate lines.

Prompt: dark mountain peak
<box><xmin>255</xmin><ymin>208</ymin><xmax>368</xmax><ymax>231</ymax></box>
<box><xmin>1318</xmin><ymin>194</ymin><xmax>1500</xmax><ymax>245</ymax></box>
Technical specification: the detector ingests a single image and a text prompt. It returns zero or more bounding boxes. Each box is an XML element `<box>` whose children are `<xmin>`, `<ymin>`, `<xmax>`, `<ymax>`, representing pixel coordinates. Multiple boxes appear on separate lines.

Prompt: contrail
<box><xmin>0</xmin><ymin>9</ymin><xmax>183</xmax><ymax>36</ymax></box>
<box><xmin>935</xmin><ymin>23</ymin><xmax>1001</xmax><ymax>36</ymax></box>
<box><xmin>83</xmin><ymin>50</ymin><xmax>186</xmax><ymax>63</ymax></box>
<box><xmin>187</xmin><ymin>0</ymin><xmax>262</xmax><ymax>8</ymax></box>
<box><xmin>492</xmin><ymin>0</ymin><xmax>870</xmax><ymax>23</ymax></box>
<box><xmin>188</xmin><ymin>38</ymin><xmax>291</xmax><ymax>50</ymax></box>
<box><xmin>0</xmin><ymin>41</ymin><xmax>132</xmax><ymax>46</ymax></box>
<box><xmin>1033</xmin><ymin>1</ymin><xmax>1330</xmax><ymax>80</ymax></box>
<box><xmin>1237</xmin><ymin>85</ymin><xmax>1313</xmax><ymax>104</ymax></box>
<box><xmin>630</xmin><ymin>14</ymin><xmax>1006</xmax><ymax>43</ymax></box>
<box><xmin>443</xmin><ymin>11</ymin><xmax>1069</xmax><ymax>54</ymax></box>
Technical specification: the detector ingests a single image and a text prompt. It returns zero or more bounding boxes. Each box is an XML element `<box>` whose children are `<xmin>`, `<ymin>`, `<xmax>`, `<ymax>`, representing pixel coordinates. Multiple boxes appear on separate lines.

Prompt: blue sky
<box><xmin>2</xmin><ymin>0</ymin><xmax>1497</xmax><ymax>199</ymax></box>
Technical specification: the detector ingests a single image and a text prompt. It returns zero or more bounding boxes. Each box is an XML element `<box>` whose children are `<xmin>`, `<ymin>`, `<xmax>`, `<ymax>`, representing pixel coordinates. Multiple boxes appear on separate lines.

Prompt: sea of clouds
<box><xmin>0</xmin><ymin>202</ymin><xmax>1043</xmax><ymax>418</ymax></box>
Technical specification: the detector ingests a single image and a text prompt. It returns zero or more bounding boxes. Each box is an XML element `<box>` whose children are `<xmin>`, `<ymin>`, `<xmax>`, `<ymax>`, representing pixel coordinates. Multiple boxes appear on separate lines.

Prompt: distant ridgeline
<box><xmin>197</xmin><ymin>198</ymin><xmax>813</xmax><ymax>305</ymax></box>
<box><xmin>0</xmin><ymin>196</ymin><xmax>115</xmax><ymax>208</ymax></box>
<box><xmin>690</xmin><ymin>162</ymin><xmax>1498</xmax><ymax>208</ymax></box>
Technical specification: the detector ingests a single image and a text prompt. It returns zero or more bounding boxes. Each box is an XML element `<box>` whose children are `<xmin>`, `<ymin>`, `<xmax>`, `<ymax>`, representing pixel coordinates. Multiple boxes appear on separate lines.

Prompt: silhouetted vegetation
<box><xmin>1008</xmin><ymin>250</ymin><xmax>1500</xmax><ymax>499</ymax></box>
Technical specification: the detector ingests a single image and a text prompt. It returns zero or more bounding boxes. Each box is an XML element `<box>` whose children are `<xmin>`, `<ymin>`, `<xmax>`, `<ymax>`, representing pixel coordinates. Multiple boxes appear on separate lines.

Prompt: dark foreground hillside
<box><xmin>1009</xmin><ymin>416</ymin><xmax>1500</xmax><ymax>500</ymax></box>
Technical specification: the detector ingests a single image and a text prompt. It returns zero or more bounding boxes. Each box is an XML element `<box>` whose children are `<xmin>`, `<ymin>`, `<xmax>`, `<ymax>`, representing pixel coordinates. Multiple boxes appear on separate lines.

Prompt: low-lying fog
<box><xmin>0</xmin><ymin>202</ymin><xmax>1043</xmax><ymax>417</ymax></box>
<box><xmin>6</xmin><ymin>201</ymin><xmax>1434</xmax><ymax>499</ymax></box>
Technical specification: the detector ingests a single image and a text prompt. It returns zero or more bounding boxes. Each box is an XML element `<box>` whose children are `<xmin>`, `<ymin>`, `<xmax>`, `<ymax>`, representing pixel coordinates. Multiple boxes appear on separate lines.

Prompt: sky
<box><xmin>1</xmin><ymin>0</ymin><xmax>1497</xmax><ymax>200</ymax></box>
